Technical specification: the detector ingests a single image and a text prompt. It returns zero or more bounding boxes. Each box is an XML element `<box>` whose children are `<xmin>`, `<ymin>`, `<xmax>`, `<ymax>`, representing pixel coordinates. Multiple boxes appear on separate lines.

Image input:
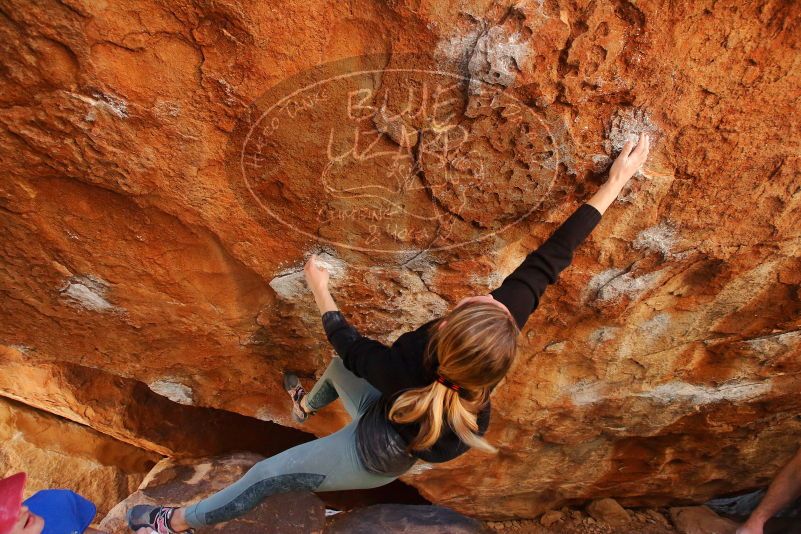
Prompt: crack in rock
<box><xmin>587</xmin><ymin>268</ymin><xmax>664</xmax><ymax>304</ymax></box>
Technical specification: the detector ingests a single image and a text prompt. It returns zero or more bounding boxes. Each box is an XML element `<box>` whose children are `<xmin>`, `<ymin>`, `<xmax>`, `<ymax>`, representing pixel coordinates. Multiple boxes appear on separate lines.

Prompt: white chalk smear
<box><xmin>638</xmin><ymin>312</ymin><xmax>671</xmax><ymax>337</ymax></box>
<box><xmin>255</xmin><ymin>407</ymin><xmax>274</xmax><ymax>422</ymax></box>
<box><xmin>588</xmin><ymin>326</ymin><xmax>619</xmax><ymax>344</ymax></box>
<box><xmin>185</xmin><ymin>463</ymin><xmax>213</xmax><ymax>485</ymax></box>
<box><xmin>634</xmin><ymin>222</ymin><xmax>677</xmax><ymax>258</ymax></box>
<box><xmin>742</xmin><ymin>330</ymin><xmax>801</xmax><ymax>355</ymax></box>
<box><xmin>60</xmin><ymin>274</ymin><xmax>122</xmax><ymax>313</ymax></box>
<box><xmin>435</xmin><ymin>26</ymin><xmax>483</xmax><ymax>65</ymax></box>
<box><xmin>69</xmin><ymin>91</ymin><xmax>128</xmax><ymax>120</ymax></box>
<box><xmin>605</xmin><ymin>107</ymin><xmax>658</xmax><ymax>155</ymax></box>
<box><xmin>568</xmin><ymin>380</ymin><xmax>608</xmax><ymax>406</ymax></box>
<box><xmin>269</xmin><ymin>252</ymin><xmax>346</xmax><ymax>302</ymax></box>
<box><xmin>586</xmin><ymin>268</ymin><xmax>662</xmax><ymax>303</ymax></box>
<box><xmin>149</xmin><ymin>379</ymin><xmax>194</xmax><ymax>405</ymax></box>
<box><xmin>405</xmin><ymin>462</ymin><xmax>435</xmax><ymax>476</ymax></box>
<box><xmin>636</xmin><ymin>380</ymin><xmax>771</xmax><ymax>405</ymax></box>
<box><xmin>468</xmin><ymin>27</ymin><xmax>531</xmax><ymax>92</ymax></box>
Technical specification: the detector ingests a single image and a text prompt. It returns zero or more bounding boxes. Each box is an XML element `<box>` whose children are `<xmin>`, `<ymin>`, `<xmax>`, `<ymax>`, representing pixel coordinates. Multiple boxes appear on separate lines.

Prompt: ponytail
<box><xmin>387</xmin><ymin>301</ymin><xmax>518</xmax><ymax>455</ymax></box>
<box><xmin>388</xmin><ymin>381</ymin><xmax>498</xmax><ymax>453</ymax></box>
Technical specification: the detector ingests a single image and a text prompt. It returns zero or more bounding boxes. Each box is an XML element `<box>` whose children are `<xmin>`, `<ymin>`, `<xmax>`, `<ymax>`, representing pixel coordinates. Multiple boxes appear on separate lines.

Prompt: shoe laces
<box><xmin>291</xmin><ymin>384</ymin><xmax>306</xmax><ymax>403</ymax></box>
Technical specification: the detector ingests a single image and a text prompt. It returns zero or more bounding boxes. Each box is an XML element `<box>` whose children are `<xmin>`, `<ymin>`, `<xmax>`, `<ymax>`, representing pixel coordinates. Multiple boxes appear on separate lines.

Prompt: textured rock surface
<box><xmin>1</xmin><ymin>0</ymin><xmax>800</xmax><ymax>520</ymax></box>
<box><xmin>326</xmin><ymin>504</ymin><xmax>489</xmax><ymax>533</ymax></box>
<box><xmin>669</xmin><ymin>506</ymin><xmax>737</xmax><ymax>534</ymax></box>
<box><xmin>586</xmin><ymin>498</ymin><xmax>630</xmax><ymax>526</ymax></box>
<box><xmin>0</xmin><ymin>397</ymin><xmax>158</xmax><ymax>517</ymax></box>
<box><xmin>100</xmin><ymin>453</ymin><xmax>326</xmax><ymax>534</ymax></box>
<box><xmin>486</xmin><ymin>505</ymin><xmax>678</xmax><ymax>533</ymax></box>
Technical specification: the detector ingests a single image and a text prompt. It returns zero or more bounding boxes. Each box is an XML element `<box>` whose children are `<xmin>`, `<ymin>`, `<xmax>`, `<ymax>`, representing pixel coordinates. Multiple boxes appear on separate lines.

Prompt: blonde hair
<box><xmin>388</xmin><ymin>301</ymin><xmax>519</xmax><ymax>454</ymax></box>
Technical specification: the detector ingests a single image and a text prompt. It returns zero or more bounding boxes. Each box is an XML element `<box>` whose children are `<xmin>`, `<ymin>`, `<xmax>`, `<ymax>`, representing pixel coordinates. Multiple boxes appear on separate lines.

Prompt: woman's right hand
<box><xmin>608</xmin><ymin>132</ymin><xmax>650</xmax><ymax>187</ymax></box>
<box><xmin>304</xmin><ymin>254</ymin><xmax>330</xmax><ymax>295</ymax></box>
<box><xmin>587</xmin><ymin>132</ymin><xmax>650</xmax><ymax>215</ymax></box>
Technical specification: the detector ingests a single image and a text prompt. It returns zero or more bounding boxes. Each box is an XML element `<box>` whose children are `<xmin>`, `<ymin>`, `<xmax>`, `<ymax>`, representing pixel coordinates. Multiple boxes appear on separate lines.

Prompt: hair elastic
<box><xmin>436</xmin><ymin>374</ymin><xmax>462</xmax><ymax>392</ymax></box>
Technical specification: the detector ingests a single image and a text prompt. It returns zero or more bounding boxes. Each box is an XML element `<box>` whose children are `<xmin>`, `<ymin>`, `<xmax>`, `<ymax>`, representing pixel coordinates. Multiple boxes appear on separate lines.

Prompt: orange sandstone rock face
<box><xmin>1</xmin><ymin>0</ymin><xmax>800</xmax><ymax>520</ymax></box>
<box><xmin>0</xmin><ymin>397</ymin><xmax>158</xmax><ymax>516</ymax></box>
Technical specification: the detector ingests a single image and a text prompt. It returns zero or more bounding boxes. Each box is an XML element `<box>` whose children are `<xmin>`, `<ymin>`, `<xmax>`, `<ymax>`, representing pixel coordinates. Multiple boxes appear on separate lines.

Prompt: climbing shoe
<box><xmin>127</xmin><ymin>504</ymin><xmax>194</xmax><ymax>534</ymax></box>
<box><xmin>283</xmin><ymin>372</ymin><xmax>316</xmax><ymax>423</ymax></box>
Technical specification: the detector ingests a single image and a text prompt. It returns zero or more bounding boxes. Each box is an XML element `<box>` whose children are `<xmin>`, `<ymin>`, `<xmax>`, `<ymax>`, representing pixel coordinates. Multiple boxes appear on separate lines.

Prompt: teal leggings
<box><xmin>184</xmin><ymin>357</ymin><xmax>401</xmax><ymax>527</ymax></box>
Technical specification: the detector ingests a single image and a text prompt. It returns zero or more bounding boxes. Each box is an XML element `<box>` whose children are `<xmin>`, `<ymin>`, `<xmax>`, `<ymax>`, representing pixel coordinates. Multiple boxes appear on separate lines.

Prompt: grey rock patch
<box><xmin>604</xmin><ymin>107</ymin><xmax>658</xmax><ymax>157</ymax></box>
<box><xmin>148</xmin><ymin>379</ymin><xmax>194</xmax><ymax>406</ymax></box>
<box><xmin>269</xmin><ymin>251</ymin><xmax>346</xmax><ymax>302</ymax></box>
<box><xmin>468</xmin><ymin>26</ymin><xmax>530</xmax><ymax>92</ymax></box>
<box><xmin>60</xmin><ymin>274</ymin><xmax>122</xmax><ymax>313</ymax></box>
<box><xmin>636</xmin><ymin>380</ymin><xmax>772</xmax><ymax>405</ymax></box>
<box><xmin>634</xmin><ymin>222</ymin><xmax>677</xmax><ymax>258</ymax></box>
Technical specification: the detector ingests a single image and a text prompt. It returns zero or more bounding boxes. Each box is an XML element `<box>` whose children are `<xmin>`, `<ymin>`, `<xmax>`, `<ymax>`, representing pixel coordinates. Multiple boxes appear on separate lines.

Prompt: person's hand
<box><xmin>304</xmin><ymin>254</ymin><xmax>330</xmax><ymax>295</ymax></box>
<box><xmin>735</xmin><ymin>519</ymin><xmax>764</xmax><ymax>534</ymax></box>
<box><xmin>608</xmin><ymin>132</ymin><xmax>650</xmax><ymax>187</ymax></box>
<box><xmin>135</xmin><ymin>529</ymin><xmax>155</xmax><ymax>534</ymax></box>
<box><xmin>9</xmin><ymin>506</ymin><xmax>44</xmax><ymax>534</ymax></box>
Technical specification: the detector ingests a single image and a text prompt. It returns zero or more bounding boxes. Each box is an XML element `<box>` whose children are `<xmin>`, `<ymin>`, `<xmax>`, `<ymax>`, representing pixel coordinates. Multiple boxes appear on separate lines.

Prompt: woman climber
<box><xmin>127</xmin><ymin>133</ymin><xmax>650</xmax><ymax>533</ymax></box>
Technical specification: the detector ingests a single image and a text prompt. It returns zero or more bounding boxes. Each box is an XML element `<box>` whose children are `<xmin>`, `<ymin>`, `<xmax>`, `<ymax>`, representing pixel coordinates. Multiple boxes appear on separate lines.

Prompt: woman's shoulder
<box><xmin>394</xmin><ymin>317</ymin><xmax>438</xmax><ymax>343</ymax></box>
<box><xmin>391</xmin><ymin>318</ymin><xmax>438</xmax><ymax>364</ymax></box>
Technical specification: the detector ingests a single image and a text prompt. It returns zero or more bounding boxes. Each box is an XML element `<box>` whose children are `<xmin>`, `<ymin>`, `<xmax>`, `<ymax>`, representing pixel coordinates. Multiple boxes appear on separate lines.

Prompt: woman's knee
<box><xmin>236</xmin><ymin>458</ymin><xmax>328</xmax><ymax>498</ymax></box>
<box><xmin>327</xmin><ymin>355</ymin><xmax>346</xmax><ymax>372</ymax></box>
<box><xmin>245</xmin><ymin>456</ymin><xmax>283</xmax><ymax>481</ymax></box>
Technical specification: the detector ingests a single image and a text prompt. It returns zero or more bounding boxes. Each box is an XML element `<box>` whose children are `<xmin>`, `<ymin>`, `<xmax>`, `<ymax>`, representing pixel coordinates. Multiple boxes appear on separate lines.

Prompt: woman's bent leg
<box><xmin>304</xmin><ymin>356</ymin><xmax>380</xmax><ymax>419</ymax></box>
<box><xmin>182</xmin><ymin>420</ymin><xmax>397</xmax><ymax>527</ymax></box>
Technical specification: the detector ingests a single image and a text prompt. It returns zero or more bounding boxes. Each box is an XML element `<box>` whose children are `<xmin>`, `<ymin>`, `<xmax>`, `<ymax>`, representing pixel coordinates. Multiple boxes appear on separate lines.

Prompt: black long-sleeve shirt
<box><xmin>321</xmin><ymin>203</ymin><xmax>602</xmax><ymax>471</ymax></box>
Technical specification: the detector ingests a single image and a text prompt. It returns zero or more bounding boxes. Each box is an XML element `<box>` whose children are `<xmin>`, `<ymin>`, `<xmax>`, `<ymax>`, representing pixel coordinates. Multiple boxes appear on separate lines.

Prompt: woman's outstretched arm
<box><xmin>303</xmin><ymin>255</ymin><xmax>418</xmax><ymax>395</ymax></box>
<box><xmin>490</xmin><ymin>133</ymin><xmax>650</xmax><ymax>329</ymax></box>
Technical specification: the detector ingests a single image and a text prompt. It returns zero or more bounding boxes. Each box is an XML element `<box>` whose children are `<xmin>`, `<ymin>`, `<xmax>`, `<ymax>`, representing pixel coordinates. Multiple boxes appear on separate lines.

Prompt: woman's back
<box><xmin>320</xmin><ymin>203</ymin><xmax>604</xmax><ymax>476</ymax></box>
<box><xmin>321</xmin><ymin>313</ymin><xmax>492</xmax><ymax>474</ymax></box>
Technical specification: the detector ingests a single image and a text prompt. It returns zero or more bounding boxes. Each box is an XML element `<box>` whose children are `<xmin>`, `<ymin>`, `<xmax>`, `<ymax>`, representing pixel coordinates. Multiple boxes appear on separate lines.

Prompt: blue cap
<box><xmin>23</xmin><ymin>490</ymin><xmax>96</xmax><ymax>534</ymax></box>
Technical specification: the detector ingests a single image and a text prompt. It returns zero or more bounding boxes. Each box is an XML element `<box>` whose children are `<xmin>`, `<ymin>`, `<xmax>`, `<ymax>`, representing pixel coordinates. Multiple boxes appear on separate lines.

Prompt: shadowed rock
<box><xmin>326</xmin><ymin>504</ymin><xmax>489</xmax><ymax>533</ymax></box>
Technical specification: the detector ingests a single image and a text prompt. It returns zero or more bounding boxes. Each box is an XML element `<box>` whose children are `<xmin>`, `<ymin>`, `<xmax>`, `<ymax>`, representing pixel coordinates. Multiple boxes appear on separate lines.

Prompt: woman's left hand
<box><xmin>304</xmin><ymin>254</ymin><xmax>330</xmax><ymax>294</ymax></box>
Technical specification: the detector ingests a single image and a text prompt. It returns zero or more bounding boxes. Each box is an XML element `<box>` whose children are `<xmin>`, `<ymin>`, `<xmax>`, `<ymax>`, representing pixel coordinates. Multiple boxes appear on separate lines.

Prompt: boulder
<box><xmin>669</xmin><ymin>506</ymin><xmax>738</xmax><ymax>534</ymax></box>
<box><xmin>646</xmin><ymin>510</ymin><xmax>671</xmax><ymax>527</ymax></box>
<box><xmin>2</xmin><ymin>0</ymin><xmax>801</xmax><ymax>520</ymax></box>
<box><xmin>540</xmin><ymin>510</ymin><xmax>563</xmax><ymax>527</ymax></box>
<box><xmin>586</xmin><ymin>498</ymin><xmax>630</xmax><ymax>526</ymax></box>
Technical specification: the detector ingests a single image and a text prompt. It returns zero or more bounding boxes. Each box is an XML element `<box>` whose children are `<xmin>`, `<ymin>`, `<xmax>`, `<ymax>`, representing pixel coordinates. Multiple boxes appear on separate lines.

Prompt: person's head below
<box><xmin>0</xmin><ymin>473</ymin><xmax>103</xmax><ymax>534</ymax></box>
<box><xmin>388</xmin><ymin>296</ymin><xmax>520</xmax><ymax>454</ymax></box>
<box><xmin>0</xmin><ymin>474</ymin><xmax>42</xmax><ymax>534</ymax></box>
<box><xmin>6</xmin><ymin>506</ymin><xmax>43</xmax><ymax>534</ymax></box>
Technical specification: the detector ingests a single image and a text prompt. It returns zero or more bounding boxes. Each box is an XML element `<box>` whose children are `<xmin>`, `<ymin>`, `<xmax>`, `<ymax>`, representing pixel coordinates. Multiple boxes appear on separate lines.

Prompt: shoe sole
<box><xmin>283</xmin><ymin>372</ymin><xmax>308</xmax><ymax>423</ymax></box>
<box><xmin>127</xmin><ymin>504</ymin><xmax>155</xmax><ymax>530</ymax></box>
<box><xmin>283</xmin><ymin>372</ymin><xmax>300</xmax><ymax>392</ymax></box>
